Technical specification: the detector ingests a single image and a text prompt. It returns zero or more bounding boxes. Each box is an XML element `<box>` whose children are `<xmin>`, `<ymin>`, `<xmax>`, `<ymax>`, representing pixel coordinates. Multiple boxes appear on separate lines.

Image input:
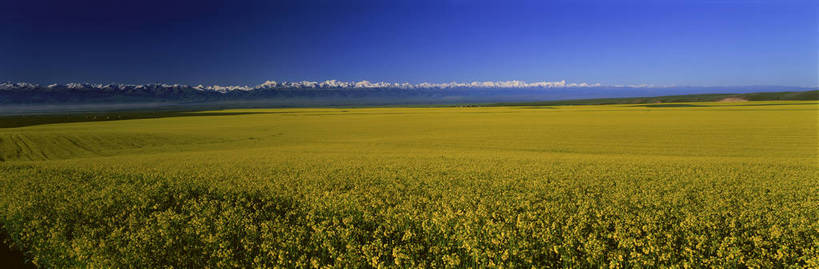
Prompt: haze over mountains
<box><xmin>1</xmin><ymin>81</ymin><xmax>815</xmax><ymax>114</ymax></box>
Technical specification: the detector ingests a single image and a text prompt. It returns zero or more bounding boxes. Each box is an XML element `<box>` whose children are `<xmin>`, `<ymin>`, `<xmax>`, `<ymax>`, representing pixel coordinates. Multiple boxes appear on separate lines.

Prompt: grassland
<box><xmin>490</xmin><ymin>90</ymin><xmax>819</xmax><ymax>107</ymax></box>
<box><xmin>0</xmin><ymin>101</ymin><xmax>817</xmax><ymax>267</ymax></box>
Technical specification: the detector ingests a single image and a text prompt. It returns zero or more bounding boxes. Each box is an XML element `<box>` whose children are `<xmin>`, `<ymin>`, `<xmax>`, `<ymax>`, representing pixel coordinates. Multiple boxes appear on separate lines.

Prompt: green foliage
<box><xmin>1</xmin><ymin>101</ymin><xmax>817</xmax><ymax>267</ymax></box>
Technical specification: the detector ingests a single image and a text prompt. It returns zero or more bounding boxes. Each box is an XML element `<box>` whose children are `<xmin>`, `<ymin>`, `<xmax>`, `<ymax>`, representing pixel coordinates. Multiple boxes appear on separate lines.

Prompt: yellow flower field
<box><xmin>1</xmin><ymin>101</ymin><xmax>817</xmax><ymax>267</ymax></box>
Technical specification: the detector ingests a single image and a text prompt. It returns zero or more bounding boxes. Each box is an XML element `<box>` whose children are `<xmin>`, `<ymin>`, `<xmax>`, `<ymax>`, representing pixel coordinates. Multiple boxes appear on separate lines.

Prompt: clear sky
<box><xmin>1</xmin><ymin>0</ymin><xmax>816</xmax><ymax>87</ymax></box>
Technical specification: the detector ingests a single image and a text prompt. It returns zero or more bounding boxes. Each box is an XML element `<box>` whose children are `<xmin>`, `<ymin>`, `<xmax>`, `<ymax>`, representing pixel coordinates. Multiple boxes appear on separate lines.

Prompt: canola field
<box><xmin>0</xmin><ymin>101</ymin><xmax>817</xmax><ymax>267</ymax></box>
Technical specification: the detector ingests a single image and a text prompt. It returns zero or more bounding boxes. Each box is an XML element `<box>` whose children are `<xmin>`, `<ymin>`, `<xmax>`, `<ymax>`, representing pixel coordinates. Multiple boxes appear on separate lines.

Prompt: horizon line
<box><xmin>3</xmin><ymin>80</ymin><xmax>817</xmax><ymax>91</ymax></box>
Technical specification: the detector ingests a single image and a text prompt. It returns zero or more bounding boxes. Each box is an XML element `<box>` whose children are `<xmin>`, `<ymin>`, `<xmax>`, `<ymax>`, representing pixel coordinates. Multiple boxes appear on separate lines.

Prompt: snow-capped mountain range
<box><xmin>0</xmin><ymin>80</ymin><xmax>606</xmax><ymax>92</ymax></box>
<box><xmin>1</xmin><ymin>81</ymin><xmax>813</xmax><ymax>114</ymax></box>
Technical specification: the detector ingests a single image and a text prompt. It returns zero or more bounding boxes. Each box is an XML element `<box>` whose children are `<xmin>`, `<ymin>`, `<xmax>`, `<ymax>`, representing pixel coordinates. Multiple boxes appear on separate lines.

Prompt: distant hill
<box><xmin>1</xmin><ymin>90</ymin><xmax>816</xmax><ymax>129</ymax></box>
<box><xmin>0</xmin><ymin>82</ymin><xmax>816</xmax><ymax>114</ymax></box>
<box><xmin>489</xmin><ymin>90</ymin><xmax>819</xmax><ymax>107</ymax></box>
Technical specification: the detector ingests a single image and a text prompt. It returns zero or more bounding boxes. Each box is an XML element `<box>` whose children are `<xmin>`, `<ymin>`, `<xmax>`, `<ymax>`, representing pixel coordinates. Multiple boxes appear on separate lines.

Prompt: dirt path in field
<box><xmin>718</xmin><ymin>97</ymin><xmax>749</xmax><ymax>102</ymax></box>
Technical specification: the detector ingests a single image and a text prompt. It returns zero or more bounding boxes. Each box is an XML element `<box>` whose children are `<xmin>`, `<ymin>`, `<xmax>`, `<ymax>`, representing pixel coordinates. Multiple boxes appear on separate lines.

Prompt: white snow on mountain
<box><xmin>1</xmin><ymin>80</ymin><xmax>612</xmax><ymax>91</ymax></box>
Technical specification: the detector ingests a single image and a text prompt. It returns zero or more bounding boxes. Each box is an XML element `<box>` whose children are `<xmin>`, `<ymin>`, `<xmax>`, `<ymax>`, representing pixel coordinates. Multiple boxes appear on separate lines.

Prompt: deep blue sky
<box><xmin>1</xmin><ymin>0</ymin><xmax>816</xmax><ymax>86</ymax></box>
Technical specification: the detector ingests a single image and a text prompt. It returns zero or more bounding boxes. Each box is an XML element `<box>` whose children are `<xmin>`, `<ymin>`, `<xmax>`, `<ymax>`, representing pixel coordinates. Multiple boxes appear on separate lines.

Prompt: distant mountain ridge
<box><xmin>0</xmin><ymin>80</ymin><xmax>600</xmax><ymax>92</ymax></box>
<box><xmin>0</xmin><ymin>80</ymin><xmax>614</xmax><ymax>106</ymax></box>
<box><xmin>0</xmin><ymin>81</ymin><xmax>816</xmax><ymax>114</ymax></box>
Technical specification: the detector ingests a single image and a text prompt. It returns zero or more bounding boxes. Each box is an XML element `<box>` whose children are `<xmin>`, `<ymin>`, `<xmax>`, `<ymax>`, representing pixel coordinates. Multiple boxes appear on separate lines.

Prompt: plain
<box><xmin>1</xmin><ymin>101</ymin><xmax>817</xmax><ymax>267</ymax></box>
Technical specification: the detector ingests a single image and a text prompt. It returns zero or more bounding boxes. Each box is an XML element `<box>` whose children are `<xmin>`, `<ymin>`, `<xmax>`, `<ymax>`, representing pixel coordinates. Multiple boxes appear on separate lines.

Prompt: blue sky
<box><xmin>1</xmin><ymin>0</ymin><xmax>816</xmax><ymax>87</ymax></box>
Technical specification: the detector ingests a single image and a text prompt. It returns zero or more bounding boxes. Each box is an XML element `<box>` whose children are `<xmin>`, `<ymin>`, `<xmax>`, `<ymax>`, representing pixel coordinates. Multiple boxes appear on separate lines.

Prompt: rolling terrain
<box><xmin>0</xmin><ymin>101</ymin><xmax>817</xmax><ymax>267</ymax></box>
<box><xmin>491</xmin><ymin>90</ymin><xmax>819</xmax><ymax>106</ymax></box>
